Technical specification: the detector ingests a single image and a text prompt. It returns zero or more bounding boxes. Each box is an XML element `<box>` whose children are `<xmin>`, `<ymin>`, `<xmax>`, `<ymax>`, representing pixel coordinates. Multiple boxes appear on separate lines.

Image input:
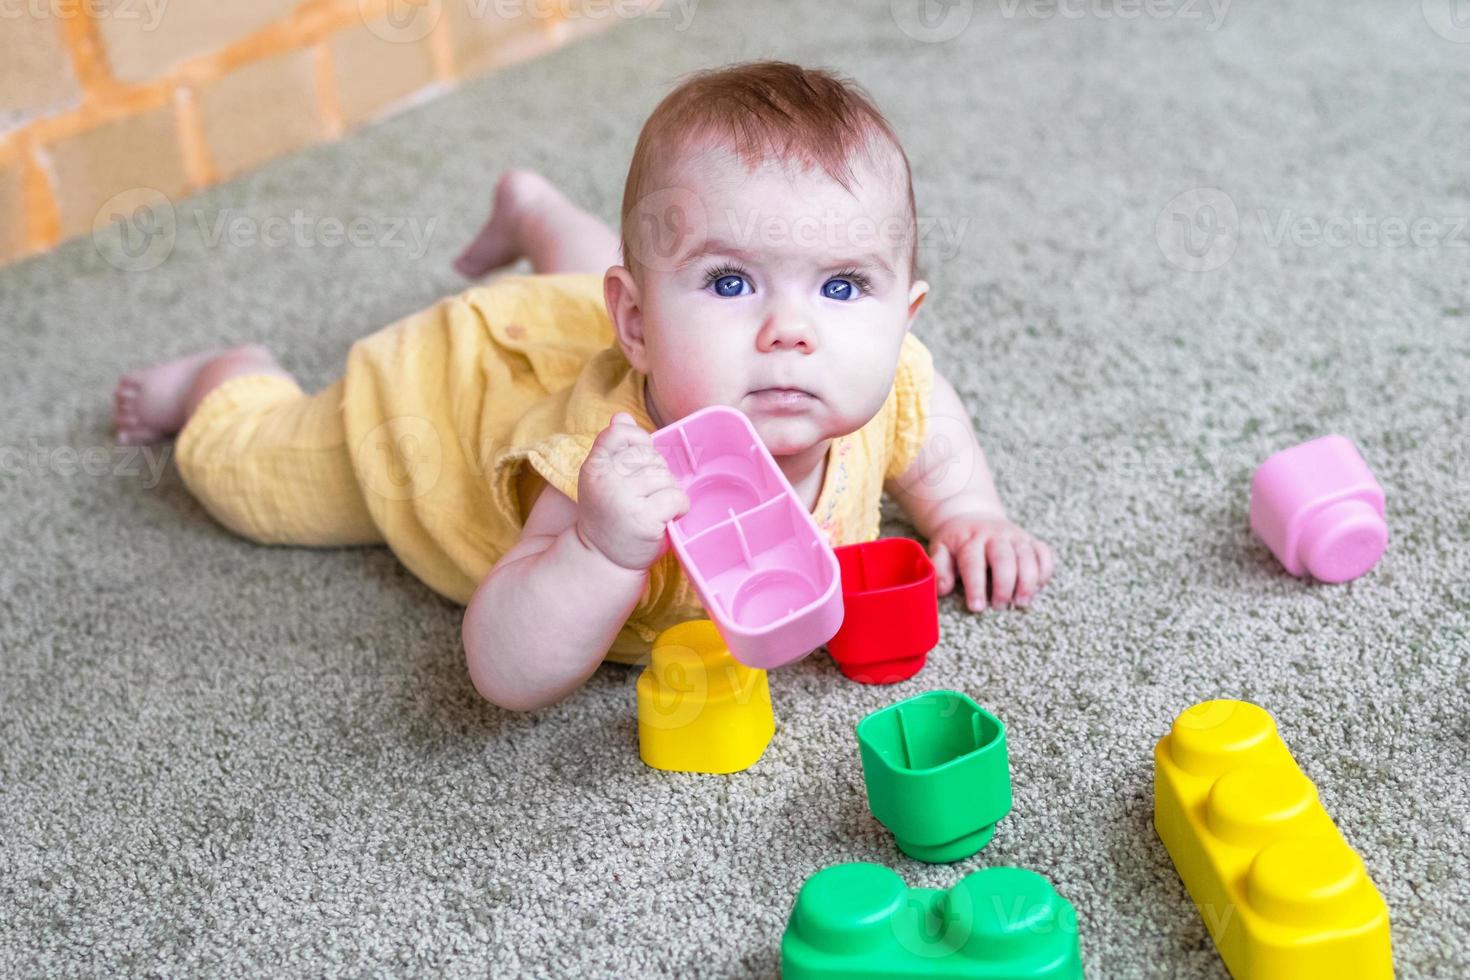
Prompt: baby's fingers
<box><xmin>986</xmin><ymin>537</ymin><xmax>1018</xmax><ymax>608</ymax></box>
<box><xmin>929</xmin><ymin>541</ymin><xmax>957</xmax><ymax>596</ymax></box>
<box><xmin>594</xmin><ymin>412</ymin><xmax>650</xmax><ymax>449</ymax></box>
<box><xmin>1013</xmin><ymin>541</ymin><xmax>1040</xmax><ymax>608</ymax></box>
<box><xmin>591</xmin><ymin>420</ymin><xmax>665</xmax><ymax>476</ymax></box>
<box><xmin>626</xmin><ymin>464</ymin><xmax>678</xmax><ymax>499</ymax></box>
<box><xmin>1037</xmin><ymin>539</ymin><xmax>1056</xmax><ymax>586</ymax></box>
<box><xmin>646</xmin><ymin>485</ymin><xmax>690</xmax><ymax>525</ymax></box>
<box><xmin>958</xmin><ymin>538</ymin><xmax>991</xmax><ymax>612</ymax></box>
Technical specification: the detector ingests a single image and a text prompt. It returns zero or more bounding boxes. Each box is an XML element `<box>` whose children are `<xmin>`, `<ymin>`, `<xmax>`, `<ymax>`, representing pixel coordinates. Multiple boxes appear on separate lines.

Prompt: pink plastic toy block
<box><xmin>651</xmin><ymin>406</ymin><xmax>843</xmax><ymax>669</ymax></box>
<box><xmin>1250</xmin><ymin>434</ymin><xmax>1387</xmax><ymax>583</ymax></box>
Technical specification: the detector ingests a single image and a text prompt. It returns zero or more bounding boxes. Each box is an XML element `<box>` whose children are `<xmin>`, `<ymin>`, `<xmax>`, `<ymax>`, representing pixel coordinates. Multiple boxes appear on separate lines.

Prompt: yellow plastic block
<box><xmin>636</xmin><ymin>620</ymin><xmax>775</xmax><ymax>774</ymax></box>
<box><xmin>1154</xmin><ymin>700</ymin><xmax>1393</xmax><ymax>979</ymax></box>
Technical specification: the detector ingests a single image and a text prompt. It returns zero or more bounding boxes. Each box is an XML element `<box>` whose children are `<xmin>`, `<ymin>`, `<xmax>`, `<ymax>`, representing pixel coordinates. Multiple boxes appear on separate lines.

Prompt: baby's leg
<box><xmin>114</xmin><ymin>348</ymin><xmax>381</xmax><ymax>547</ymax></box>
<box><xmin>113</xmin><ymin>343</ymin><xmax>292</xmax><ymax>445</ymax></box>
<box><xmin>454</xmin><ymin>170</ymin><xmax>621</xmax><ymax>278</ymax></box>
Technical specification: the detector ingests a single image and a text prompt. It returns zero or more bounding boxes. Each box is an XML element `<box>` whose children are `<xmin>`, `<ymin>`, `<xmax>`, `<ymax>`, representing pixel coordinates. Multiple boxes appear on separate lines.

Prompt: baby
<box><xmin>112</xmin><ymin>62</ymin><xmax>1055</xmax><ymax>711</ymax></box>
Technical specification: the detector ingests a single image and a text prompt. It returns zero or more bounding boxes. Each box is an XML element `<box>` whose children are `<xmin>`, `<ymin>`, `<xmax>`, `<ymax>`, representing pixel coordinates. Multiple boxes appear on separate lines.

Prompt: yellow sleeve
<box><xmin>884</xmin><ymin>332</ymin><xmax>935</xmax><ymax>481</ymax></box>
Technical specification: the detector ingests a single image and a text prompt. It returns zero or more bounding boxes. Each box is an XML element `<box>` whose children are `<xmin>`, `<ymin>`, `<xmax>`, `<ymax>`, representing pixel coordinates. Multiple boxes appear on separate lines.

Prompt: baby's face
<box><xmin>621</xmin><ymin>146</ymin><xmax>925</xmax><ymax>457</ymax></box>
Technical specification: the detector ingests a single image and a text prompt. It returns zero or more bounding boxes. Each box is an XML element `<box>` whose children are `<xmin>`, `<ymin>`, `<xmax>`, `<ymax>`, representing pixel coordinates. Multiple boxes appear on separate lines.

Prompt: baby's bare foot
<box><xmin>453</xmin><ymin>169</ymin><xmax>553</xmax><ymax>278</ymax></box>
<box><xmin>112</xmin><ymin>344</ymin><xmax>271</xmax><ymax>445</ymax></box>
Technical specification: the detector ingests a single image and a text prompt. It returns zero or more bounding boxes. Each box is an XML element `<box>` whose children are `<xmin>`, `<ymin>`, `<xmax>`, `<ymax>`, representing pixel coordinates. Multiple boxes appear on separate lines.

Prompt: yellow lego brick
<box><xmin>636</xmin><ymin>620</ymin><xmax>774</xmax><ymax>774</ymax></box>
<box><xmin>1154</xmin><ymin>700</ymin><xmax>1393</xmax><ymax>979</ymax></box>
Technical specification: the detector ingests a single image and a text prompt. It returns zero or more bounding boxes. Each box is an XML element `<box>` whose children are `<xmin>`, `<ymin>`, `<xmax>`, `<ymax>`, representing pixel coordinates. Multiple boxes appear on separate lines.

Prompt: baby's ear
<box><xmin>905</xmin><ymin>279</ymin><xmax>930</xmax><ymax>329</ymax></box>
<box><xmin>604</xmin><ymin>265</ymin><xmax>650</xmax><ymax>372</ymax></box>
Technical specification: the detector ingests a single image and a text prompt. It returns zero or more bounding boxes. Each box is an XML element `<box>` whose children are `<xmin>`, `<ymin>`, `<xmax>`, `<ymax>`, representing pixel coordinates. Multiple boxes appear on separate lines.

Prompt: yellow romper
<box><xmin>174</xmin><ymin>273</ymin><xmax>934</xmax><ymax>663</ymax></box>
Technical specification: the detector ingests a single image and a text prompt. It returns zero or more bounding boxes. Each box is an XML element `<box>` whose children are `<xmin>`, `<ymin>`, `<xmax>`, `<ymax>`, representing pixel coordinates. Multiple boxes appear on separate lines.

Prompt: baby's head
<box><xmin>604</xmin><ymin>61</ymin><xmax>928</xmax><ymax>458</ymax></box>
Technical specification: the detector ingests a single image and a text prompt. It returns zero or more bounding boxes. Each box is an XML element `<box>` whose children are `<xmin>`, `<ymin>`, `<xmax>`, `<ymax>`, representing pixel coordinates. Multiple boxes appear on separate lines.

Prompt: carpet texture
<box><xmin>2</xmin><ymin>1</ymin><xmax>1467</xmax><ymax>976</ymax></box>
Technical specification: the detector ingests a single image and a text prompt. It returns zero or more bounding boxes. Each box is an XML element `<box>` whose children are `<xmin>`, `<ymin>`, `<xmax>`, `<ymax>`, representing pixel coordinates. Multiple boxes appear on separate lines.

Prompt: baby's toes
<box><xmin>117</xmin><ymin>426</ymin><xmax>164</xmax><ymax>446</ymax></box>
<box><xmin>114</xmin><ymin>379</ymin><xmax>142</xmax><ymax>417</ymax></box>
<box><xmin>114</xmin><ymin>382</ymin><xmax>134</xmax><ymax>414</ymax></box>
<box><xmin>112</xmin><ymin>378</ymin><xmax>163</xmax><ymax>443</ymax></box>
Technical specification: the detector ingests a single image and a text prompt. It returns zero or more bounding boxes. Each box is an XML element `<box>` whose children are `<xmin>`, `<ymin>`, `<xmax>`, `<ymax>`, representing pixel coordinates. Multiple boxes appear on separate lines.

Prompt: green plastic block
<box><xmin>781</xmin><ymin>862</ymin><xmax>1084</xmax><ymax>979</ymax></box>
<box><xmin>857</xmin><ymin>690</ymin><xmax>1012</xmax><ymax>862</ymax></box>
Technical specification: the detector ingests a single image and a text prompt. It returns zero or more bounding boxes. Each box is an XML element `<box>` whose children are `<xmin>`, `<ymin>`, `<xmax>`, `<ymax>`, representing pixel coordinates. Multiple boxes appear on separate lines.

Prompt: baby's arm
<box><xmin>886</xmin><ymin>370</ymin><xmax>1056</xmax><ymax>611</ymax></box>
<box><xmin>462</xmin><ymin>414</ymin><xmax>688</xmax><ymax>711</ymax></box>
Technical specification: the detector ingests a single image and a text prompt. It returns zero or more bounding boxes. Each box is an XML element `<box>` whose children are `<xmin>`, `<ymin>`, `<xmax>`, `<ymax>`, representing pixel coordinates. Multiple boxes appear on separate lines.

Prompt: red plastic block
<box><xmin>828</xmin><ymin>538</ymin><xmax>938</xmax><ymax>684</ymax></box>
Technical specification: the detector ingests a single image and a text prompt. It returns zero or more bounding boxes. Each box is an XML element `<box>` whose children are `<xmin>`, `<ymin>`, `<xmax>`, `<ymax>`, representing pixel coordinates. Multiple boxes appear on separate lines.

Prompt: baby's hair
<box><xmin>619</xmin><ymin>60</ymin><xmax>918</xmax><ymax>280</ymax></box>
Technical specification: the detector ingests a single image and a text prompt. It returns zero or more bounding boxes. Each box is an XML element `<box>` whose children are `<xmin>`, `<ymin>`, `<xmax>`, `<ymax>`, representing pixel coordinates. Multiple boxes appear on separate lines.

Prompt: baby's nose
<box><xmin>756</xmin><ymin>308</ymin><xmax>818</xmax><ymax>353</ymax></box>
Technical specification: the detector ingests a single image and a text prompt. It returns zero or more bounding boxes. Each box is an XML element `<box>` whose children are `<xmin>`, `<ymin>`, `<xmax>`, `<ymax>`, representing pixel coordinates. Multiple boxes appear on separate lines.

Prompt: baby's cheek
<box><xmin>832</xmin><ymin>359</ymin><xmax>898</xmax><ymax>427</ymax></box>
<box><xmin>654</xmin><ymin>360</ymin><xmax>735</xmax><ymax>417</ymax></box>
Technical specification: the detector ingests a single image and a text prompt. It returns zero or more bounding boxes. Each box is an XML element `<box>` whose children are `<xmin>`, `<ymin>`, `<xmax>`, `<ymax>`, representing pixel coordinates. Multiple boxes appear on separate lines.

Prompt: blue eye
<box><xmin>702</xmin><ymin>264</ymin><xmax>754</xmax><ymax>296</ymax></box>
<box><xmin>710</xmin><ymin>273</ymin><xmax>751</xmax><ymax>297</ymax></box>
<box><xmin>822</xmin><ymin>277</ymin><xmax>856</xmax><ymax>301</ymax></box>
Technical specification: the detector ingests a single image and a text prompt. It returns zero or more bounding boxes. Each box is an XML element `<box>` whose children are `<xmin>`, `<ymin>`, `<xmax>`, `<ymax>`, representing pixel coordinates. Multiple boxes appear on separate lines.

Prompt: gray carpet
<box><xmin>3</xmin><ymin>0</ymin><xmax>1467</xmax><ymax>976</ymax></box>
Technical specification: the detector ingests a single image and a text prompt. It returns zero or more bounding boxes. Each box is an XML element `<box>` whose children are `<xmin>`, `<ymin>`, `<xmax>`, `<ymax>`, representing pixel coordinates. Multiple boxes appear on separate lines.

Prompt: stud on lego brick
<box><xmin>856</xmin><ymin>690</ymin><xmax>1012</xmax><ymax>862</ymax></box>
<box><xmin>828</xmin><ymin>538</ymin><xmax>939</xmax><ymax>684</ymax></box>
<box><xmin>1153</xmin><ymin>699</ymin><xmax>1393</xmax><ymax>979</ymax></box>
<box><xmin>1250</xmin><ymin>434</ymin><xmax>1387</xmax><ymax>582</ymax></box>
<box><xmin>781</xmin><ymin>862</ymin><xmax>1083</xmax><ymax>979</ymax></box>
<box><xmin>636</xmin><ymin>620</ymin><xmax>774</xmax><ymax>773</ymax></box>
<box><xmin>651</xmin><ymin>406</ymin><xmax>842</xmax><ymax>669</ymax></box>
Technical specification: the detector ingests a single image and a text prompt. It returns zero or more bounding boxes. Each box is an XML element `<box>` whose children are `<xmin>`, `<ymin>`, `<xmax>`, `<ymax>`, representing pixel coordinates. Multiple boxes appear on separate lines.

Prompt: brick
<box><xmin>0</xmin><ymin>155</ymin><xmax>27</xmax><ymax>263</ymax></box>
<box><xmin>1154</xmin><ymin>700</ymin><xmax>1393</xmax><ymax>980</ymax></box>
<box><xmin>329</xmin><ymin>20</ymin><xmax>436</xmax><ymax>126</ymax></box>
<box><xmin>443</xmin><ymin>0</ymin><xmax>555</xmax><ymax>76</ymax></box>
<box><xmin>0</xmin><ymin>10</ymin><xmax>81</xmax><ymax>117</ymax></box>
<box><xmin>94</xmin><ymin>0</ymin><xmax>301</xmax><ymax>84</ymax></box>
<box><xmin>197</xmin><ymin>49</ymin><xmax>327</xmax><ymax>181</ymax></box>
<box><xmin>47</xmin><ymin>105</ymin><xmax>189</xmax><ymax>240</ymax></box>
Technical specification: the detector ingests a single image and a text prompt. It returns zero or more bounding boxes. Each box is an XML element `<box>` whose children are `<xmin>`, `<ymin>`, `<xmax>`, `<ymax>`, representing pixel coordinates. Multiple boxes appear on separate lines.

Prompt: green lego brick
<box><xmin>782</xmin><ymin>862</ymin><xmax>1084</xmax><ymax>979</ymax></box>
<box><xmin>857</xmin><ymin>690</ymin><xmax>1012</xmax><ymax>862</ymax></box>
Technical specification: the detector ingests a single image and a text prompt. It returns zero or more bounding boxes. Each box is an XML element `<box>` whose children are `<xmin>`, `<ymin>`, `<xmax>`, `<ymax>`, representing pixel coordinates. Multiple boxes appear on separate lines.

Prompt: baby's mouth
<box><xmin>746</xmin><ymin>387</ymin><xmax>819</xmax><ymax>413</ymax></box>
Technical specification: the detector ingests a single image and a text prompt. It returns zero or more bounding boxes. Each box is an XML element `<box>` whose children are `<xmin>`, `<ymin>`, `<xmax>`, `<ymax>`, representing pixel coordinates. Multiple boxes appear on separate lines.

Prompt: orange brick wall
<box><xmin>0</xmin><ymin>0</ymin><xmax>643</xmax><ymax>266</ymax></box>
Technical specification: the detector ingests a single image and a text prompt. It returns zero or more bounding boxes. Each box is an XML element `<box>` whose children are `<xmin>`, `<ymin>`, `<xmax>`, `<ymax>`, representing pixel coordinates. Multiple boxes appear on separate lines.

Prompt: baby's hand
<box><xmin>928</xmin><ymin>514</ymin><xmax>1056</xmax><ymax>612</ymax></box>
<box><xmin>575</xmin><ymin>413</ymin><xmax>689</xmax><ymax>571</ymax></box>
